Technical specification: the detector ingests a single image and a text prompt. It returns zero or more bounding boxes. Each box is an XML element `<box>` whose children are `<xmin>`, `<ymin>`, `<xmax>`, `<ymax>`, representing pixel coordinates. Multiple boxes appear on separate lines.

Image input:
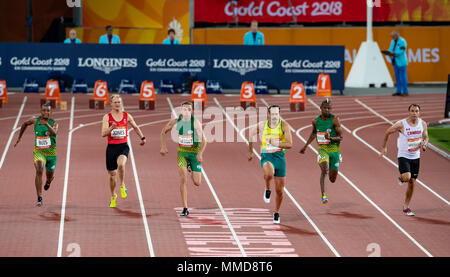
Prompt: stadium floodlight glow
<box><xmin>345</xmin><ymin>1</ymin><xmax>393</xmax><ymax>88</ymax></box>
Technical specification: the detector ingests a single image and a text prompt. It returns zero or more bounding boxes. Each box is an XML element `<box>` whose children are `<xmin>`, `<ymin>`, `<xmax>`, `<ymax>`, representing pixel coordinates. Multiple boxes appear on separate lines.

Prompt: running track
<box><xmin>0</xmin><ymin>93</ymin><xmax>448</xmax><ymax>257</ymax></box>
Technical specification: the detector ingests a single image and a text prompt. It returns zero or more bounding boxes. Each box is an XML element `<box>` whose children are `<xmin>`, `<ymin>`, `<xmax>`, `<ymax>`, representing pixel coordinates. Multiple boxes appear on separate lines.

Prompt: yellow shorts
<box><xmin>33</xmin><ymin>151</ymin><xmax>57</xmax><ymax>172</ymax></box>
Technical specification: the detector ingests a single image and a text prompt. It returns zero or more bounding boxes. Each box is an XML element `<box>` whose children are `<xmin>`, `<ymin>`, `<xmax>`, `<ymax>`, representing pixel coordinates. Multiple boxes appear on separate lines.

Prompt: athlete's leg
<box><xmin>45</xmin><ymin>170</ymin><xmax>55</xmax><ymax>189</ymax></box>
<box><xmin>263</xmin><ymin>162</ymin><xmax>275</xmax><ymax>190</ymax></box>
<box><xmin>400</xmin><ymin>172</ymin><xmax>411</xmax><ymax>183</ymax></box>
<box><xmin>329</xmin><ymin>169</ymin><xmax>338</xmax><ymax>183</ymax></box>
<box><xmin>404</xmin><ymin>178</ymin><xmax>415</xmax><ymax>207</ymax></box>
<box><xmin>117</xmin><ymin>155</ymin><xmax>127</xmax><ymax>186</ymax></box>
<box><xmin>319</xmin><ymin>161</ymin><xmax>329</xmax><ymax>195</ymax></box>
<box><xmin>43</xmin><ymin>155</ymin><xmax>56</xmax><ymax>190</ymax></box>
<box><xmin>274</xmin><ymin>177</ymin><xmax>286</xmax><ymax>214</ymax></box>
<box><xmin>191</xmin><ymin>171</ymin><xmax>202</xmax><ymax>187</ymax></box>
<box><xmin>178</xmin><ymin>166</ymin><xmax>189</xmax><ymax>208</ymax></box>
<box><xmin>34</xmin><ymin>161</ymin><xmax>45</xmax><ymax>198</ymax></box>
<box><xmin>404</xmin><ymin>158</ymin><xmax>419</xmax><ymax>208</ymax></box>
<box><xmin>108</xmin><ymin>170</ymin><xmax>117</xmax><ymax>197</ymax></box>
<box><xmin>398</xmin><ymin>157</ymin><xmax>411</xmax><ymax>183</ymax></box>
<box><xmin>328</xmin><ymin>152</ymin><xmax>340</xmax><ymax>183</ymax></box>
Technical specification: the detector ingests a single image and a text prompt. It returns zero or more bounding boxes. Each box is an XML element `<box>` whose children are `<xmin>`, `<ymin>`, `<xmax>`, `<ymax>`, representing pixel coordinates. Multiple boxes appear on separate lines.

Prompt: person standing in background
<box><xmin>388</xmin><ymin>31</ymin><xmax>408</xmax><ymax>96</ymax></box>
<box><xmin>163</xmin><ymin>29</ymin><xmax>180</xmax><ymax>45</ymax></box>
<box><xmin>99</xmin><ymin>25</ymin><xmax>120</xmax><ymax>44</ymax></box>
<box><xmin>243</xmin><ymin>20</ymin><xmax>264</xmax><ymax>45</ymax></box>
<box><xmin>64</xmin><ymin>29</ymin><xmax>81</xmax><ymax>44</ymax></box>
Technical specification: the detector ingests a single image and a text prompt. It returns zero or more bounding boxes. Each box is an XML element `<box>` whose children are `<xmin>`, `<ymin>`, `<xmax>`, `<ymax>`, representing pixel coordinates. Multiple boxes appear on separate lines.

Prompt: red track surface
<box><xmin>0</xmin><ymin>93</ymin><xmax>448</xmax><ymax>257</ymax></box>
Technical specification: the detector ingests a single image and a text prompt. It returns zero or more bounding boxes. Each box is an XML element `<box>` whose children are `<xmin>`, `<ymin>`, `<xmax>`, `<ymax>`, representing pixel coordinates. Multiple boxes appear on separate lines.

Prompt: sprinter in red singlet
<box><xmin>101</xmin><ymin>94</ymin><xmax>146</xmax><ymax>208</ymax></box>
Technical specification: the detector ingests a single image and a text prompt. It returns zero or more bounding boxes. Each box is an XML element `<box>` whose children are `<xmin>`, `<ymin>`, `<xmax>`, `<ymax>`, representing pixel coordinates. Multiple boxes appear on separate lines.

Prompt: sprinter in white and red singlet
<box><xmin>380</xmin><ymin>104</ymin><xmax>429</xmax><ymax>216</ymax></box>
<box><xmin>101</xmin><ymin>94</ymin><xmax>146</xmax><ymax>208</ymax></box>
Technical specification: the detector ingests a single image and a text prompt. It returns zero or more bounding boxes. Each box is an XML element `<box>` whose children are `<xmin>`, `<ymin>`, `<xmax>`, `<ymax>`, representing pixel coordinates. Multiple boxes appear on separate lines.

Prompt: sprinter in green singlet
<box><xmin>160</xmin><ymin>101</ymin><xmax>207</xmax><ymax>217</ymax></box>
<box><xmin>14</xmin><ymin>103</ymin><xmax>59</xmax><ymax>207</ymax></box>
<box><xmin>300</xmin><ymin>99</ymin><xmax>343</xmax><ymax>204</ymax></box>
<box><xmin>248</xmin><ymin>104</ymin><xmax>293</xmax><ymax>224</ymax></box>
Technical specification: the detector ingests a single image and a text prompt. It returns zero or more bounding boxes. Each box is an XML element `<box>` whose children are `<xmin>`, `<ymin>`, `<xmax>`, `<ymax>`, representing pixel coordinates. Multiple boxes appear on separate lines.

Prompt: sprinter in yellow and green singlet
<box><xmin>249</xmin><ymin>104</ymin><xmax>293</xmax><ymax>224</ymax></box>
<box><xmin>160</xmin><ymin>101</ymin><xmax>207</xmax><ymax>217</ymax></box>
<box><xmin>14</xmin><ymin>103</ymin><xmax>59</xmax><ymax>207</ymax></box>
<box><xmin>300</xmin><ymin>99</ymin><xmax>343</xmax><ymax>204</ymax></box>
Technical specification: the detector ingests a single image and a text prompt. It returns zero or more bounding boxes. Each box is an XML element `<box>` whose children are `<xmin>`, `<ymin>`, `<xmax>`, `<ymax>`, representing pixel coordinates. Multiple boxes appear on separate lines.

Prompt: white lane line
<box><xmin>57</xmin><ymin>96</ymin><xmax>75</xmax><ymax>257</ymax></box>
<box><xmin>353</xmin><ymin>121</ymin><xmax>450</xmax><ymax>206</ymax></box>
<box><xmin>355</xmin><ymin>98</ymin><xmax>449</xmax><ymax>160</ymax></box>
<box><xmin>55</xmin><ymin>106</ymin><xmax>167</xmax><ymax>257</ymax></box>
<box><xmin>294</xmin><ymin>124</ymin><xmax>433</xmax><ymax>257</ymax></box>
<box><xmin>301</xmin><ymin>98</ymin><xmax>436</xmax><ymax>256</ymax></box>
<box><xmin>167</xmin><ymin>97</ymin><xmax>247</xmax><ymax>257</ymax></box>
<box><xmin>237</xmin><ymin>111</ymin><xmax>440</xmax><ymax>143</ymax></box>
<box><xmin>261</xmin><ymin>97</ymin><xmax>443</xmax><ymax>109</ymax></box>
<box><xmin>269</xmin><ymin>97</ymin><xmax>434</xmax><ymax>257</ymax></box>
<box><xmin>127</xmin><ymin>129</ymin><xmax>156</xmax><ymax>257</ymax></box>
<box><xmin>352</xmin><ymin>99</ymin><xmax>450</xmax><ymax>205</ymax></box>
<box><xmin>0</xmin><ymin>96</ymin><xmax>27</xmax><ymax>170</ymax></box>
<box><xmin>215</xmin><ymin>97</ymin><xmax>340</xmax><ymax>257</ymax></box>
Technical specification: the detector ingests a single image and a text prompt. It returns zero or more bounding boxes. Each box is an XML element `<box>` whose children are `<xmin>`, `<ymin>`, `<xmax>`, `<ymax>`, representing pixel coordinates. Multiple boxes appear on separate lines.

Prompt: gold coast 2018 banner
<box><xmin>78</xmin><ymin>0</ymin><xmax>189</xmax><ymax>44</ymax></box>
<box><xmin>195</xmin><ymin>0</ymin><xmax>450</xmax><ymax>23</ymax></box>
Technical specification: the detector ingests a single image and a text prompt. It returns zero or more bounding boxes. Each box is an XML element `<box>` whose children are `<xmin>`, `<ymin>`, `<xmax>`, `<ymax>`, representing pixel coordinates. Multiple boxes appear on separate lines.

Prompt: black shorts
<box><xmin>398</xmin><ymin>157</ymin><xmax>420</xmax><ymax>179</ymax></box>
<box><xmin>106</xmin><ymin>143</ymin><xmax>129</xmax><ymax>171</ymax></box>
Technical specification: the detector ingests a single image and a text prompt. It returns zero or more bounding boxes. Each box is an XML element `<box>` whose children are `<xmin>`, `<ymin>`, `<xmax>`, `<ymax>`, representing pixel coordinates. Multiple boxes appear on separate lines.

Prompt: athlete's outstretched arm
<box><xmin>380</xmin><ymin>120</ymin><xmax>403</xmax><ymax>157</ymax></box>
<box><xmin>421</xmin><ymin>120</ymin><xmax>429</xmax><ymax>151</ymax></box>
<box><xmin>128</xmin><ymin>113</ymin><xmax>146</xmax><ymax>146</ymax></box>
<box><xmin>160</xmin><ymin>118</ymin><xmax>177</xmax><ymax>155</ymax></box>
<box><xmin>248</xmin><ymin>122</ymin><xmax>262</xmax><ymax>161</ymax></box>
<box><xmin>299</xmin><ymin>119</ymin><xmax>317</xmax><ymax>154</ymax></box>
<box><xmin>101</xmin><ymin>114</ymin><xmax>116</xmax><ymax>137</ymax></box>
<box><xmin>195</xmin><ymin>119</ymin><xmax>207</xmax><ymax>163</ymax></box>
<box><xmin>14</xmin><ymin>118</ymin><xmax>37</xmax><ymax>147</ymax></box>
<box><xmin>328</xmin><ymin>116</ymin><xmax>343</xmax><ymax>142</ymax></box>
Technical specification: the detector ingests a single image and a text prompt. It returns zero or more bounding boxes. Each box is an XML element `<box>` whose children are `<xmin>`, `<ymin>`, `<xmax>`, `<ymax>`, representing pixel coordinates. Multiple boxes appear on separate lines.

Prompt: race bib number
<box><xmin>111</xmin><ymin>127</ymin><xmax>126</xmax><ymax>139</ymax></box>
<box><xmin>179</xmin><ymin>135</ymin><xmax>194</xmax><ymax>147</ymax></box>
<box><xmin>317</xmin><ymin>132</ymin><xmax>331</xmax><ymax>145</ymax></box>
<box><xmin>407</xmin><ymin>137</ymin><xmax>422</xmax><ymax>152</ymax></box>
<box><xmin>36</xmin><ymin>136</ymin><xmax>51</xmax><ymax>149</ymax></box>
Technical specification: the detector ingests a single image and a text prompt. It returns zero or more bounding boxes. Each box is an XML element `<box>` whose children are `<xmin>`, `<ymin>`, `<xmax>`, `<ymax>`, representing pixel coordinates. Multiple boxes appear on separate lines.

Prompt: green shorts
<box><xmin>177</xmin><ymin>151</ymin><xmax>202</xmax><ymax>172</ymax></box>
<box><xmin>33</xmin><ymin>151</ymin><xmax>57</xmax><ymax>172</ymax></box>
<box><xmin>318</xmin><ymin>149</ymin><xmax>341</xmax><ymax>171</ymax></box>
<box><xmin>261</xmin><ymin>152</ymin><xmax>286</xmax><ymax>177</ymax></box>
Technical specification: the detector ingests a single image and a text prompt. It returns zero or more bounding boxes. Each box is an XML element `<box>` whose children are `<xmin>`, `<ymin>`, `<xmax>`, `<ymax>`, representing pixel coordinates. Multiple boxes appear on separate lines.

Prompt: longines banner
<box><xmin>195</xmin><ymin>0</ymin><xmax>450</xmax><ymax>23</ymax></box>
<box><xmin>0</xmin><ymin>43</ymin><xmax>344</xmax><ymax>90</ymax></box>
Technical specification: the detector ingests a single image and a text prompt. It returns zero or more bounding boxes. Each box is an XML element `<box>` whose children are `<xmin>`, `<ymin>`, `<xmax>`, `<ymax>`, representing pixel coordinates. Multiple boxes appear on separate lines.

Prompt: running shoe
<box><xmin>44</xmin><ymin>181</ymin><xmax>51</xmax><ymax>191</ymax></box>
<box><xmin>187</xmin><ymin>162</ymin><xmax>192</xmax><ymax>173</ymax></box>
<box><xmin>264</xmin><ymin>189</ymin><xmax>271</xmax><ymax>204</ymax></box>
<box><xmin>180</xmin><ymin>208</ymin><xmax>189</xmax><ymax>217</ymax></box>
<box><xmin>322</xmin><ymin>193</ymin><xmax>328</xmax><ymax>204</ymax></box>
<box><xmin>109</xmin><ymin>193</ymin><xmax>118</xmax><ymax>208</ymax></box>
<box><xmin>397</xmin><ymin>177</ymin><xmax>404</xmax><ymax>186</ymax></box>
<box><xmin>120</xmin><ymin>185</ymin><xmax>128</xmax><ymax>199</ymax></box>
<box><xmin>273</xmin><ymin>213</ymin><xmax>280</xmax><ymax>224</ymax></box>
<box><xmin>35</xmin><ymin>197</ymin><xmax>43</xmax><ymax>207</ymax></box>
<box><xmin>403</xmin><ymin>207</ymin><xmax>415</xmax><ymax>216</ymax></box>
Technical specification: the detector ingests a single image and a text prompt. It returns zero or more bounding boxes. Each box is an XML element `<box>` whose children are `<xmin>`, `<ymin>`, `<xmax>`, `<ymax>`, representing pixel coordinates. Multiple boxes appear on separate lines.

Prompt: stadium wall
<box><xmin>193</xmin><ymin>26</ymin><xmax>450</xmax><ymax>83</ymax></box>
